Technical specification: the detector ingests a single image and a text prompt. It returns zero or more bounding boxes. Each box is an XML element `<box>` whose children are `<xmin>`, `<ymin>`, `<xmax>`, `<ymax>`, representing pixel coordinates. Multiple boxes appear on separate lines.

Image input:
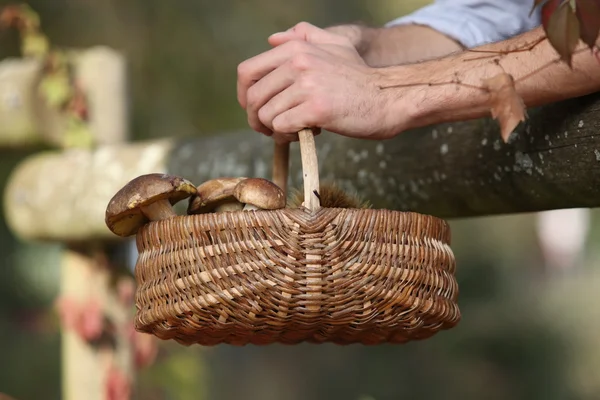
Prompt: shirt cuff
<box><xmin>385</xmin><ymin>4</ymin><xmax>540</xmax><ymax>49</ymax></box>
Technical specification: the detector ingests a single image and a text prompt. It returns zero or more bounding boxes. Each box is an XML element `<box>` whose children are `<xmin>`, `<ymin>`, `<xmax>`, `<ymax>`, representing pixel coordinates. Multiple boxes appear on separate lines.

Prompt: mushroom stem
<box><xmin>215</xmin><ymin>201</ymin><xmax>244</xmax><ymax>212</ymax></box>
<box><xmin>243</xmin><ymin>204</ymin><xmax>260</xmax><ymax>211</ymax></box>
<box><xmin>140</xmin><ymin>199</ymin><xmax>177</xmax><ymax>221</ymax></box>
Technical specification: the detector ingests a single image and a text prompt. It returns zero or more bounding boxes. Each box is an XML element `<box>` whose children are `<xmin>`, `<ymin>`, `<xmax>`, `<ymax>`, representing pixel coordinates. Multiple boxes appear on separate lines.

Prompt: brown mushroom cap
<box><xmin>187</xmin><ymin>177</ymin><xmax>247</xmax><ymax>214</ymax></box>
<box><xmin>233</xmin><ymin>178</ymin><xmax>286</xmax><ymax>210</ymax></box>
<box><xmin>105</xmin><ymin>173</ymin><xmax>197</xmax><ymax>237</ymax></box>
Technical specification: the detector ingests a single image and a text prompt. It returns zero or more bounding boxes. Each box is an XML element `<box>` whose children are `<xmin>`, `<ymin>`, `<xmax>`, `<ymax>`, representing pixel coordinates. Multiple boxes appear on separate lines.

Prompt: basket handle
<box><xmin>272</xmin><ymin>128</ymin><xmax>320</xmax><ymax>212</ymax></box>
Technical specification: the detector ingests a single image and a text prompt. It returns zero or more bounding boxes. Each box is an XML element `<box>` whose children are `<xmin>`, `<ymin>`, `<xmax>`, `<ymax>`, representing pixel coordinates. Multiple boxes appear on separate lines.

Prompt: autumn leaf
<box><xmin>540</xmin><ymin>0</ymin><xmax>563</xmax><ymax>28</ymax></box>
<box><xmin>483</xmin><ymin>73</ymin><xmax>527</xmax><ymax>143</ymax></box>
<box><xmin>545</xmin><ymin>0</ymin><xmax>581</xmax><ymax>66</ymax></box>
<box><xmin>0</xmin><ymin>4</ymin><xmax>40</xmax><ymax>31</ymax></box>
<box><xmin>575</xmin><ymin>0</ymin><xmax>600</xmax><ymax>48</ymax></box>
<box><xmin>531</xmin><ymin>0</ymin><xmax>555</xmax><ymax>16</ymax></box>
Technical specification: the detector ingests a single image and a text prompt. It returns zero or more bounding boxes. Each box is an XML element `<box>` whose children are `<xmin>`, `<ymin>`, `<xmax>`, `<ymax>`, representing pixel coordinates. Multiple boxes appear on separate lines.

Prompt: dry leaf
<box><xmin>575</xmin><ymin>0</ymin><xmax>600</xmax><ymax>48</ymax></box>
<box><xmin>545</xmin><ymin>1</ymin><xmax>581</xmax><ymax>65</ymax></box>
<box><xmin>483</xmin><ymin>73</ymin><xmax>527</xmax><ymax>142</ymax></box>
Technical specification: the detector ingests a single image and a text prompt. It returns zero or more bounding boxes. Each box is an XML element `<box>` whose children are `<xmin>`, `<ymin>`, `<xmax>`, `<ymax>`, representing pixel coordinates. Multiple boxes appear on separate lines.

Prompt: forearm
<box><xmin>326</xmin><ymin>24</ymin><xmax>464</xmax><ymax>67</ymax></box>
<box><xmin>380</xmin><ymin>27</ymin><xmax>600</xmax><ymax>134</ymax></box>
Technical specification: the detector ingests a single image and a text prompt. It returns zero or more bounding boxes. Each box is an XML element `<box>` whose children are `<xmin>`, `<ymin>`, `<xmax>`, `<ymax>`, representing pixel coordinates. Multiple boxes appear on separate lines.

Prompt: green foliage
<box><xmin>38</xmin><ymin>71</ymin><xmax>71</xmax><ymax>108</ymax></box>
<box><xmin>137</xmin><ymin>344</ymin><xmax>209</xmax><ymax>400</ymax></box>
<box><xmin>20</xmin><ymin>31</ymin><xmax>48</xmax><ymax>58</ymax></box>
<box><xmin>62</xmin><ymin>115</ymin><xmax>93</xmax><ymax>149</ymax></box>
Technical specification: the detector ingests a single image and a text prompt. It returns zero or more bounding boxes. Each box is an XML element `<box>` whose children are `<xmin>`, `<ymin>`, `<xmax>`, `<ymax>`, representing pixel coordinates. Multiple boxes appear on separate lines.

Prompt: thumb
<box><xmin>268</xmin><ymin>21</ymin><xmax>345</xmax><ymax>47</ymax></box>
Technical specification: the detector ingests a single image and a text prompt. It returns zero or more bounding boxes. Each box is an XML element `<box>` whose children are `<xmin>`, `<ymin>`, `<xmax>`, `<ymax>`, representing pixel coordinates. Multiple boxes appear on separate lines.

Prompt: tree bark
<box><xmin>168</xmin><ymin>93</ymin><xmax>600</xmax><ymax>219</ymax></box>
<box><xmin>4</xmin><ymin>93</ymin><xmax>600</xmax><ymax>242</ymax></box>
<box><xmin>3</xmin><ymin>140</ymin><xmax>172</xmax><ymax>242</ymax></box>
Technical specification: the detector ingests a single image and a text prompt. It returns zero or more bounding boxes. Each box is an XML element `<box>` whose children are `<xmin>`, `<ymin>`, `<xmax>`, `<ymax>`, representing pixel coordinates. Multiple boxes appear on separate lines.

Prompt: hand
<box><xmin>237</xmin><ymin>22</ymin><xmax>404</xmax><ymax>143</ymax></box>
<box><xmin>323</xmin><ymin>24</ymin><xmax>366</xmax><ymax>52</ymax></box>
<box><xmin>274</xmin><ymin>23</ymin><xmax>375</xmax><ymax>59</ymax></box>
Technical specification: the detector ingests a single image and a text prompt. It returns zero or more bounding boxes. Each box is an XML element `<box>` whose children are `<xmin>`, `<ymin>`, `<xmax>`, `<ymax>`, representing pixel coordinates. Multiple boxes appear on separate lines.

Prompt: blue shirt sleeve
<box><xmin>385</xmin><ymin>0</ymin><xmax>542</xmax><ymax>48</ymax></box>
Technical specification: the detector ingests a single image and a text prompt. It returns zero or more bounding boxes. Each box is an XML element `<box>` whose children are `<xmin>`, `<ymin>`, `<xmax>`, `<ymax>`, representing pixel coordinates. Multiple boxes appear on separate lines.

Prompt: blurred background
<box><xmin>0</xmin><ymin>1</ymin><xmax>599</xmax><ymax>399</ymax></box>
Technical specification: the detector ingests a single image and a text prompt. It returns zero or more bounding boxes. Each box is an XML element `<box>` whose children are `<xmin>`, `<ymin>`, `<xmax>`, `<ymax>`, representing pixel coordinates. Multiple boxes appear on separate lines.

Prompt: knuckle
<box><xmin>337</xmin><ymin>35</ymin><xmax>353</xmax><ymax>47</ymax></box>
<box><xmin>293</xmin><ymin>21</ymin><xmax>311</xmax><ymax>33</ymax></box>
<box><xmin>257</xmin><ymin>106</ymin><xmax>271</xmax><ymax>125</ymax></box>
<box><xmin>247</xmin><ymin>115</ymin><xmax>259</xmax><ymax>132</ymax></box>
<box><xmin>273</xmin><ymin>118</ymin><xmax>287</xmax><ymax>133</ymax></box>
<box><xmin>308</xmin><ymin>97</ymin><xmax>330</xmax><ymax>121</ymax></box>
<box><xmin>236</xmin><ymin>61</ymin><xmax>249</xmax><ymax>80</ymax></box>
<box><xmin>284</xmin><ymin>40</ymin><xmax>303</xmax><ymax>52</ymax></box>
<box><xmin>245</xmin><ymin>87</ymin><xmax>258</xmax><ymax>108</ymax></box>
<box><xmin>297</xmin><ymin>73</ymin><xmax>317</xmax><ymax>90</ymax></box>
<box><xmin>272</xmin><ymin>116</ymin><xmax>288</xmax><ymax>133</ymax></box>
<box><xmin>290</xmin><ymin>52</ymin><xmax>312</xmax><ymax>71</ymax></box>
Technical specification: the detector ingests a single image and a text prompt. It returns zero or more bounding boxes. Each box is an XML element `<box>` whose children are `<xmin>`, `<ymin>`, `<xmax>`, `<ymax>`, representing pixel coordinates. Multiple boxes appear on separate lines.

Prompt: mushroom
<box><xmin>105</xmin><ymin>173</ymin><xmax>197</xmax><ymax>237</ymax></box>
<box><xmin>187</xmin><ymin>177</ymin><xmax>247</xmax><ymax>214</ymax></box>
<box><xmin>233</xmin><ymin>178</ymin><xmax>286</xmax><ymax>211</ymax></box>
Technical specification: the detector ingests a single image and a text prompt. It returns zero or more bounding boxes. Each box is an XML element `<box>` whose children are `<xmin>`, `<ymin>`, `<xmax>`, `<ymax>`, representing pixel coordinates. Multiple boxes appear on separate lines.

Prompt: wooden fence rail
<box><xmin>4</xmin><ymin>91</ymin><xmax>600</xmax><ymax>243</ymax></box>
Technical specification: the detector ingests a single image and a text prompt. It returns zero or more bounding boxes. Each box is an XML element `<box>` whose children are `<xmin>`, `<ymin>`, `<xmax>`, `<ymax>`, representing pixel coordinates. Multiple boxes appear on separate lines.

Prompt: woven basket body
<box><xmin>134</xmin><ymin>206</ymin><xmax>460</xmax><ymax>346</ymax></box>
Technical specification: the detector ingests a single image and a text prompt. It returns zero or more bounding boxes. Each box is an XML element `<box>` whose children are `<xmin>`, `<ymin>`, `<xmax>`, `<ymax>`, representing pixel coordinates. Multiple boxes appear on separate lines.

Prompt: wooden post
<box><xmin>60</xmin><ymin>246</ymin><xmax>134</xmax><ymax>400</ymax></box>
<box><xmin>58</xmin><ymin>47</ymin><xmax>132</xmax><ymax>400</ymax></box>
<box><xmin>0</xmin><ymin>47</ymin><xmax>138</xmax><ymax>399</ymax></box>
<box><xmin>0</xmin><ymin>57</ymin><xmax>44</xmax><ymax>147</ymax></box>
<box><xmin>0</xmin><ymin>46</ymin><xmax>126</xmax><ymax>149</ymax></box>
<box><xmin>5</xmin><ymin>92</ymin><xmax>600</xmax><ymax>243</ymax></box>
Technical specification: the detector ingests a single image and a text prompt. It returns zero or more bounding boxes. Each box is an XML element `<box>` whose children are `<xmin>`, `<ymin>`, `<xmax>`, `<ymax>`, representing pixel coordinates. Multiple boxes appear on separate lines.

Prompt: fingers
<box><xmin>246</xmin><ymin>61</ymin><xmax>298</xmax><ymax>135</ymax></box>
<box><xmin>268</xmin><ymin>21</ymin><xmax>348</xmax><ymax>47</ymax></box>
<box><xmin>237</xmin><ymin>40</ymin><xmax>315</xmax><ymax>109</ymax></box>
<box><xmin>260</xmin><ymin>120</ymin><xmax>324</xmax><ymax>145</ymax></box>
<box><xmin>254</xmin><ymin>80</ymin><xmax>324</xmax><ymax>144</ymax></box>
<box><xmin>270</xmin><ymin>101</ymin><xmax>322</xmax><ymax>140</ymax></box>
<box><xmin>255</xmin><ymin>80</ymin><xmax>304</xmax><ymax>133</ymax></box>
<box><xmin>253</xmin><ymin>64</ymin><xmax>330</xmax><ymax>134</ymax></box>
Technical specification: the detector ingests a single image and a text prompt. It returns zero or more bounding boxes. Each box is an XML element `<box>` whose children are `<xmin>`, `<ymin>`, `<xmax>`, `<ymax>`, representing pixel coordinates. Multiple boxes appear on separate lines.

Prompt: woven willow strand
<box><xmin>133</xmin><ymin>208</ymin><xmax>459</xmax><ymax>345</ymax></box>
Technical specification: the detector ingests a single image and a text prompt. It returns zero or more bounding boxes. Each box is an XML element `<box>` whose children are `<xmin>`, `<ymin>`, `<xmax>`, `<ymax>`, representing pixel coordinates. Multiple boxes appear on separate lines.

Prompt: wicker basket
<box><xmin>133</xmin><ymin>129</ymin><xmax>460</xmax><ymax>345</ymax></box>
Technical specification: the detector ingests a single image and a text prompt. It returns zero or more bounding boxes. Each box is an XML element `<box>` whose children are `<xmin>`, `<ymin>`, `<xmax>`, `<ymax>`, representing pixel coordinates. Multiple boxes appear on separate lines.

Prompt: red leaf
<box><xmin>483</xmin><ymin>73</ymin><xmax>527</xmax><ymax>143</ymax></box>
<box><xmin>575</xmin><ymin>0</ymin><xmax>600</xmax><ymax>48</ymax></box>
<box><xmin>541</xmin><ymin>0</ymin><xmax>563</xmax><ymax>28</ymax></box>
<box><xmin>545</xmin><ymin>1</ymin><xmax>581</xmax><ymax>66</ymax></box>
<box><xmin>77</xmin><ymin>299</ymin><xmax>104</xmax><ymax>341</ymax></box>
<box><xmin>133</xmin><ymin>331</ymin><xmax>159</xmax><ymax>369</ymax></box>
<box><xmin>105</xmin><ymin>366</ymin><xmax>131</xmax><ymax>400</ymax></box>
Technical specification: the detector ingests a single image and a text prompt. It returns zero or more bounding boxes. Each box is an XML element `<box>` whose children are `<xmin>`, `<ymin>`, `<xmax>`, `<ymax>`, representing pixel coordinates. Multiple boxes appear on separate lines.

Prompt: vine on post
<box><xmin>0</xmin><ymin>3</ymin><xmax>94</xmax><ymax>149</ymax></box>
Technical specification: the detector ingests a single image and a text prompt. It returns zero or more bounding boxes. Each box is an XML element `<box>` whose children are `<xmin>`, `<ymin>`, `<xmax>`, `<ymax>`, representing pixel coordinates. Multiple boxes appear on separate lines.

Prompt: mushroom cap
<box><xmin>233</xmin><ymin>178</ymin><xmax>286</xmax><ymax>210</ymax></box>
<box><xmin>105</xmin><ymin>173</ymin><xmax>197</xmax><ymax>237</ymax></box>
<box><xmin>187</xmin><ymin>177</ymin><xmax>247</xmax><ymax>214</ymax></box>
